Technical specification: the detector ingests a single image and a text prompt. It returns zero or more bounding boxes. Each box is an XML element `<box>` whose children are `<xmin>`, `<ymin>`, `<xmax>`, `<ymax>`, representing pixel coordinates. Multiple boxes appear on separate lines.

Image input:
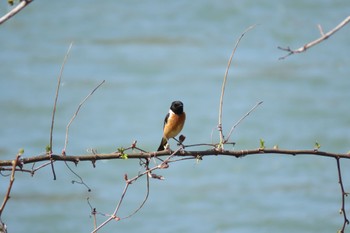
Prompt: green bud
<box><xmin>18</xmin><ymin>148</ymin><xmax>24</xmax><ymax>155</ymax></box>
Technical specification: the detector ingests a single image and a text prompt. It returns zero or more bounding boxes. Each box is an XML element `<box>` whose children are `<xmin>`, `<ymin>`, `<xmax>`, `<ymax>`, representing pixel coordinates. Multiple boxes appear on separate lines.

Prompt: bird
<box><xmin>157</xmin><ymin>101</ymin><xmax>186</xmax><ymax>151</ymax></box>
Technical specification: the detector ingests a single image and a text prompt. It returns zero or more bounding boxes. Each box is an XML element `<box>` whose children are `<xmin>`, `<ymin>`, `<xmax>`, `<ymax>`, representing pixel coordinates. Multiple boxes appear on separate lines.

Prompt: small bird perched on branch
<box><xmin>157</xmin><ymin>101</ymin><xmax>186</xmax><ymax>151</ymax></box>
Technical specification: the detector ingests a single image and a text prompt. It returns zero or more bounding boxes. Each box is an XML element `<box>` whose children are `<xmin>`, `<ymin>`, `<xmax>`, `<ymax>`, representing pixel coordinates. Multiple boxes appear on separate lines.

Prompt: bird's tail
<box><xmin>157</xmin><ymin>137</ymin><xmax>167</xmax><ymax>151</ymax></box>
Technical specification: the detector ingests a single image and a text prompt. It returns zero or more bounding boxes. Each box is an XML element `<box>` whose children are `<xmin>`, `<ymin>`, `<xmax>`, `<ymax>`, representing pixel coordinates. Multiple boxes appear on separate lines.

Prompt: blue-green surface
<box><xmin>1</xmin><ymin>1</ymin><xmax>350</xmax><ymax>232</ymax></box>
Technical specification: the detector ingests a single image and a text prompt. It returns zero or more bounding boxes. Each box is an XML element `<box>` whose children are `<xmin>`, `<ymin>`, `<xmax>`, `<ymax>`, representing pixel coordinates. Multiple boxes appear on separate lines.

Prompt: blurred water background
<box><xmin>1</xmin><ymin>1</ymin><xmax>350</xmax><ymax>232</ymax></box>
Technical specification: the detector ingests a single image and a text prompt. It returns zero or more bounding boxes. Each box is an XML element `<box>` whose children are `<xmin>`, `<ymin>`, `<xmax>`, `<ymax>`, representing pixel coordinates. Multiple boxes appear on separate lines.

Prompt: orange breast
<box><xmin>163</xmin><ymin>112</ymin><xmax>186</xmax><ymax>139</ymax></box>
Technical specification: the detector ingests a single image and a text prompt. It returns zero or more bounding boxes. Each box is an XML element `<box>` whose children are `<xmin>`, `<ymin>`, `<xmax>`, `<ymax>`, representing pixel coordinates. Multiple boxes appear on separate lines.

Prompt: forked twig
<box><xmin>91</xmin><ymin>147</ymin><xmax>182</xmax><ymax>233</ymax></box>
<box><xmin>278</xmin><ymin>16</ymin><xmax>350</xmax><ymax>59</ymax></box>
<box><xmin>123</xmin><ymin>175</ymin><xmax>150</xmax><ymax>220</ymax></box>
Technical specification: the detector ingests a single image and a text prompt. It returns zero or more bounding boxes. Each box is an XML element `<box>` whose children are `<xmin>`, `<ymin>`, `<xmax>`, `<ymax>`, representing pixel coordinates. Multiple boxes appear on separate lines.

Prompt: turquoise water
<box><xmin>1</xmin><ymin>1</ymin><xmax>350</xmax><ymax>232</ymax></box>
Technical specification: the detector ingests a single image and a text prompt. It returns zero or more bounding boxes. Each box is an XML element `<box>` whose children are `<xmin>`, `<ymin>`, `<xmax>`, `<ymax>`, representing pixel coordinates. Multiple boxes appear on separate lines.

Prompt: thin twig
<box><xmin>278</xmin><ymin>16</ymin><xmax>350</xmax><ymax>60</ymax></box>
<box><xmin>87</xmin><ymin>198</ymin><xmax>98</xmax><ymax>230</ymax></box>
<box><xmin>0</xmin><ymin>153</ymin><xmax>21</xmax><ymax>218</ymax></box>
<box><xmin>31</xmin><ymin>160</ymin><xmax>54</xmax><ymax>175</ymax></box>
<box><xmin>335</xmin><ymin>157</ymin><xmax>349</xmax><ymax>233</ymax></box>
<box><xmin>91</xmin><ymin>147</ymin><xmax>181</xmax><ymax>232</ymax></box>
<box><xmin>121</xmin><ymin>164</ymin><xmax>150</xmax><ymax>220</ymax></box>
<box><xmin>64</xmin><ymin>161</ymin><xmax>91</xmax><ymax>192</ymax></box>
<box><xmin>0</xmin><ymin>0</ymin><xmax>33</xmax><ymax>25</ymax></box>
<box><xmin>63</xmin><ymin>80</ymin><xmax>105</xmax><ymax>152</ymax></box>
<box><xmin>90</xmin><ymin>180</ymin><xmax>128</xmax><ymax>233</ymax></box>
<box><xmin>48</xmin><ymin>42</ymin><xmax>73</xmax><ymax>180</ymax></box>
<box><xmin>50</xmin><ymin>42</ymin><xmax>73</xmax><ymax>152</ymax></box>
<box><xmin>317</xmin><ymin>24</ymin><xmax>325</xmax><ymax>36</ymax></box>
<box><xmin>224</xmin><ymin>101</ymin><xmax>263</xmax><ymax>143</ymax></box>
<box><xmin>62</xmin><ymin>80</ymin><xmax>105</xmax><ymax>193</ymax></box>
<box><xmin>218</xmin><ymin>24</ymin><xmax>256</xmax><ymax>147</ymax></box>
<box><xmin>184</xmin><ymin>143</ymin><xmax>218</xmax><ymax>148</ymax></box>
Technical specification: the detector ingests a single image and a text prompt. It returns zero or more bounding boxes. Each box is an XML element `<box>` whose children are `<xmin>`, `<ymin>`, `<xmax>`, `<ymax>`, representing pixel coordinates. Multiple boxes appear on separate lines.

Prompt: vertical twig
<box><xmin>335</xmin><ymin>157</ymin><xmax>349</xmax><ymax>233</ymax></box>
<box><xmin>218</xmin><ymin>24</ymin><xmax>256</xmax><ymax>148</ymax></box>
<box><xmin>49</xmin><ymin>42</ymin><xmax>73</xmax><ymax>180</ymax></box>
<box><xmin>87</xmin><ymin>197</ymin><xmax>100</xmax><ymax>231</ymax></box>
<box><xmin>50</xmin><ymin>42</ymin><xmax>73</xmax><ymax>152</ymax></box>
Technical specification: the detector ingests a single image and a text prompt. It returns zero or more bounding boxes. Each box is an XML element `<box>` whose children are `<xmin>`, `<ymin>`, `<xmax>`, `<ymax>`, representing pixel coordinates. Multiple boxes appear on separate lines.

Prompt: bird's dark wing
<box><xmin>163</xmin><ymin>113</ymin><xmax>170</xmax><ymax>129</ymax></box>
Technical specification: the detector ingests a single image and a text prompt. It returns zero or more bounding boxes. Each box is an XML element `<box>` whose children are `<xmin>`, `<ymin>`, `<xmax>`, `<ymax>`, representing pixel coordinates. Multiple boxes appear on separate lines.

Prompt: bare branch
<box><xmin>1</xmin><ymin>146</ymin><xmax>349</xmax><ymax>232</ymax></box>
<box><xmin>0</xmin><ymin>0</ymin><xmax>33</xmax><ymax>25</ymax></box>
<box><xmin>278</xmin><ymin>16</ymin><xmax>350</xmax><ymax>59</ymax></box>
<box><xmin>1</xmin><ymin>147</ymin><xmax>350</xmax><ymax>168</ymax></box>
